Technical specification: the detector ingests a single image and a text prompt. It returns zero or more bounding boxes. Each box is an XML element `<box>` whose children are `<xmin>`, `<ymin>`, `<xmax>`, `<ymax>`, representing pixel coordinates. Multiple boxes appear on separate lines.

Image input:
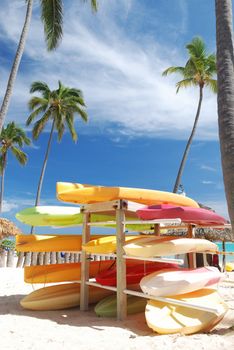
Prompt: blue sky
<box><xmin>0</xmin><ymin>0</ymin><xmax>230</xmax><ymax>234</ymax></box>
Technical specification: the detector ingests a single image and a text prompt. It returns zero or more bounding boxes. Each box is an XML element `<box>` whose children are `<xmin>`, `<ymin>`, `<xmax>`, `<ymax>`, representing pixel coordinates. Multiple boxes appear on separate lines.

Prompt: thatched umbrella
<box><xmin>0</xmin><ymin>217</ymin><xmax>22</xmax><ymax>240</ymax></box>
<box><xmin>0</xmin><ymin>218</ymin><xmax>22</xmax><ymax>267</ymax></box>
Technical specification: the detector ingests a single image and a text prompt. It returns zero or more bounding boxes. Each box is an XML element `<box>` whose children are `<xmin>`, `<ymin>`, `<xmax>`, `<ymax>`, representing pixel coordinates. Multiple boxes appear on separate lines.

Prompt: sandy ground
<box><xmin>1</xmin><ymin>268</ymin><xmax>234</xmax><ymax>350</ymax></box>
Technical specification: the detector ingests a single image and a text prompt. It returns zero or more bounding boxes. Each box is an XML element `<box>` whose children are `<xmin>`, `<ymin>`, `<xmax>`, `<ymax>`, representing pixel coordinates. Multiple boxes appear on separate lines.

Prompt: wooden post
<box><xmin>187</xmin><ymin>225</ymin><xmax>196</xmax><ymax>268</ymax></box>
<box><xmin>80</xmin><ymin>212</ymin><xmax>91</xmax><ymax>311</ymax></box>
<box><xmin>116</xmin><ymin>202</ymin><xmax>127</xmax><ymax>320</ymax></box>
<box><xmin>154</xmin><ymin>224</ymin><xmax>160</xmax><ymax>236</ymax></box>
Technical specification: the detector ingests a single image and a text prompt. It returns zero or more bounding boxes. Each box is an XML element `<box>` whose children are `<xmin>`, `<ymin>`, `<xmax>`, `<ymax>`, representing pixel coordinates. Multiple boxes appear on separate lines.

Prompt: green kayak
<box><xmin>94</xmin><ymin>294</ymin><xmax>147</xmax><ymax>317</ymax></box>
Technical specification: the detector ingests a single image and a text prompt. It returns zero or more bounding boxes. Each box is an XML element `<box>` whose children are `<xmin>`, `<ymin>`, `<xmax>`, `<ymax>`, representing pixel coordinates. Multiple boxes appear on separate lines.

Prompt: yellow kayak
<box><xmin>24</xmin><ymin>260</ymin><xmax>115</xmax><ymax>284</ymax></box>
<box><xmin>56</xmin><ymin>182</ymin><xmax>199</xmax><ymax>207</ymax></box>
<box><xmin>145</xmin><ymin>288</ymin><xmax>228</xmax><ymax>335</ymax></box>
<box><xmin>20</xmin><ymin>283</ymin><xmax>113</xmax><ymax>311</ymax></box>
<box><xmin>124</xmin><ymin>237</ymin><xmax>218</xmax><ymax>258</ymax></box>
<box><xmin>16</xmin><ymin>234</ymin><xmax>103</xmax><ymax>252</ymax></box>
<box><xmin>225</xmin><ymin>262</ymin><xmax>234</xmax><ymax>272</ymax></box>
<box><xmin>82</xmin><ymin>235</ymin><xmax>143</xmax><ymax>254</ymax></box>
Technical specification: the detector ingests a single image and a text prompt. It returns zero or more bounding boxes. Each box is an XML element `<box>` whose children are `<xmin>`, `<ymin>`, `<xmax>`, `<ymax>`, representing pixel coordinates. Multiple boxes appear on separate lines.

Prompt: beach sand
<box><xmin>1</xmin><ymin>267</ymin><xmax>234</xmax><ymax>350</ymax></box>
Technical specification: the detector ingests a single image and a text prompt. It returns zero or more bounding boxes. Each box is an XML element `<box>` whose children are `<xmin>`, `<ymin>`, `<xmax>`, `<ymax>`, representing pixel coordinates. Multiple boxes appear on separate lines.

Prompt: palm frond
<box><xmin>162</xmin><ymin>66</ymin><xmax>185</xmax><ymax>77</ymax></box>
<box><xmin>28</xmin><ymin>97</ymin><xmax>48</xmax><ymax>111</ymax></box>
<box><xmin>32</xmin><ymin>110</ymin><xmax>52</xmax><ymax>139</ymax></box>
<box><xmin>10</xmin><ymin>147</ymin><xmax>28</xmax><ymax>165</ymax></box>
<box><xmin>82</xmin><ymin>0</ymin><xmax>98</xmax><ymax>12</ymax></box>
<box><xmin>40</xmin><ymin>0</ymin><xmax>63</xmax><ymax>51</ymax></box>
<box><xmin>176</xmin><ymin>78</ymin><xmax>195</xmax><ymax>93</ymax></box>
<box><xmin>65</xmin><ymin>114</ymin><xmax>78</xmax><ymax>142</ymax></box>
<box><xmin>26</xmin><ymin>105</ymin><xmax>49</xmax><ymax>126</ymax></box>
<box><xmin>206</xmin><ymin>78</ymin><xmax>218</xmax><ymax>93</ymax></box>
<box><xmin>186</xmin><ymin>37</ymin><xmax>206</xmax><ymax>59</ymax></box>
<box><xmin>72</xmin><ymin>105</ymin><xmax>88</xmax><ymax>122</ymax></box>
<box><xmin>30</xmin><ymin>81</ymin><xmax>51</xmax><ymax>94</ymax></box>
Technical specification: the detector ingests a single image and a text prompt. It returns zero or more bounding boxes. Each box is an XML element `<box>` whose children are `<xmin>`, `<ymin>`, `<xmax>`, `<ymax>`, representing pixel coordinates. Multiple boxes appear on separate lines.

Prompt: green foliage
<box><xmin>0</xmin><ymin>238</ymin><xmax>16</xmax><ymax>251</ymax></box>
<box><xmin>162</xmin><ymin>36</ymin><xmax>217</xmax><ymax>93</ymax></box>
<box><xmin>27</xmin><ymin>80</ymin><xmax>88</xmax><ymax>142</ymax></box>
<box><xmin>0</xmin><ymin>122</ymin><xmax>31</xmax><ymax>167</ymax></box>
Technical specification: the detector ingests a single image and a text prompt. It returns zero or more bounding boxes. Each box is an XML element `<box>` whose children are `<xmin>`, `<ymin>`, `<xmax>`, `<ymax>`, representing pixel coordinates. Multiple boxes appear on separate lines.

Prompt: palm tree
<box><xmin>0</xmin><ymin>0</ymin><xmax>98</xmax><ymax>134</ymax></box>
<box><xmin>215</xmin><ymin>0</ymin><xmax>234</xmax><ymax>237</ymax></box>
<box><xmin>0</xmin><ymin>122</ymin><xmax>31</xmax><ymax>213</ymax></box>
<box><xmin>26</xmin><ymin>80</ymin><xmax>88</xmax><ymax>232</ymax></box>
<box><xmin>162</xmin><ymin>37</ymin><xmax>217</xmax><ymax>193</ymax></box>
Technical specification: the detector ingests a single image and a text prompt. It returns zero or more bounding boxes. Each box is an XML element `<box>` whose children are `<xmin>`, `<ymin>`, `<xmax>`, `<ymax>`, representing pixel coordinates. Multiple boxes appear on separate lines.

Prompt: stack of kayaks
<box><xmin>139</xmin><ymin>266</ymin><xmax>227</xmax><ymax>334</ymax></box>
<box><xmin>16</xmin><ymin>182</ymin><xmax>229</xmax><ymax>334</ymax></box>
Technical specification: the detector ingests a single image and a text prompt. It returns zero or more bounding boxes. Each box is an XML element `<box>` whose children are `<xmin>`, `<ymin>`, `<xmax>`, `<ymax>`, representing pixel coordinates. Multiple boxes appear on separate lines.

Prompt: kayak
<box><xmin>82</xmin><ymin>235</ymin><xmax>143</xmax><ymax>254</ymax></box>
<box><xmin>16</xmin><ymin>206</ymin><xmax>82</xmax><ymax>227</ymax></box>
<box><xmin>95</xmin><ymin>261</ymin><xmax>179</xmax><ymax>286</ymax></box>
<box><xmin>24</xmin><ymin>260</ymin><xmax>115</xmax><ymax>284</ymax></box>
<box><xmin>145</xmin><ymin>288</ymin><xmax>228</xmax><ymax>335</ymax></box>
<box><xmin>123</xmin><ymin>237</ymin><xmax>218</xmax><ymax>258</ymax></box>
<box><xmin>16</xmin><ymin>234</ymin><xmax>103</xmax><ymax>252</ymax></box>
<box><xmin>20</xmin><ymin>283</ymin><xmax>113</xmax><ymax>311</ymax></box>
<box><xmin>15</xmin><ymin>206</ymin><xmax>160</xmax><ymax>231</ymax></box>
<box><xmin>136</xmin><ymin>204</ymin><xmax>227</xmax><ymax>226</ymax></box>
<box><xmin>95</xmin><ymin>294</ymin><xmax>147</xmax><ymax>317</ymax></box>
<box><xmin>225</xmin><ymin>262</ymin><xmax>234</xmax><ymax>272</ymax></box>
<box><xmin>56</xmin><ymin>182</ymin><xmax>199</xmax><ymax>207</ymax></box>
<box><xmin>140</xmin><ymin>266</ymin><xmax>222</xmax><ymax>297</ymax></box>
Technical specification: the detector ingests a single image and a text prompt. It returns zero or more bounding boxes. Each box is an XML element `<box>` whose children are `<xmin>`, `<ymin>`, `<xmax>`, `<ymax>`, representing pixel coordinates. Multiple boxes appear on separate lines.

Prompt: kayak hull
<box><xmin>145</xmin><ymin>289</ymin><xmax>228</xmax><ymax>335</ymax></box>
<box><xmin>24</xmin><ymin>260</ymin><xmax>115</xmax><ymax>284</ymax></box>
<box><xmin>96</xmin><ymin>261</ymin><xmax>179</xmax><ymax>286</ymax></box>
<box><xmin>136</xmin><ymin>204</ymin><xmax>227</xmax><ymax>226</ymax></box>
<box><xmin>20</xmin><ymin>283</ymin><xmax>113</xmax><ymax>310</ymax></box>
<box><xmin>16</xmin><ymin>234</ymin><xmax>103</xmax><ymax>252</ymax></box>
<box><xmin>140</xmin><ymin>266</ymin><xmax>222</xmax><ymax>297</ymax></box>
<box><xmin>56</xmin><ymin>182</ymin><xmax>199</xmax><ymax>207</ymax></box>
<box><xmin>95</xmin><ymin>294</ymin><xmax>147</xmax><ymax>317</ymax></box>
<box><xmin>124</xmin><ymin>237</ymin><xmax>218</xmax><ymax>258</ymax></box>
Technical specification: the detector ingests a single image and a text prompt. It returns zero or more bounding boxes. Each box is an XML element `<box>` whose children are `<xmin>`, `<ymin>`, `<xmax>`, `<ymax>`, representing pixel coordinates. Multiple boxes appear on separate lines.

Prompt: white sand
<box><xmin>1</xmin><ymin>268</ymin><xmax>234</xmax><ymax>350</ymax></box>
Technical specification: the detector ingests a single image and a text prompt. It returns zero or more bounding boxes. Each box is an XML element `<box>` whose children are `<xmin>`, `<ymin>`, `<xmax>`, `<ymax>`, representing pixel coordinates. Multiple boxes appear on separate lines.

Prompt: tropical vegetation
<box><xmin>26</xmin><ymin>80</ymin><xmax>88</xmax><ymax>232</ymax></box>
<box><xmin>0</xmin><ymin>0</ymin><xmax>98</xmax><ymax>134</ymax></box>
<box><xmin>0</xmin><ymin>122</ymin><xmax>31</xmax><ymax>212</ymax></box>
<box><xmin>163</xmin><ymin>37</ymin><xmax>217</xmax><ymax>194</ymax></box>
<box><xmin>215</xmin><ymin>0</ymin><xmax>234</xmax><ymax>238</ymax></box>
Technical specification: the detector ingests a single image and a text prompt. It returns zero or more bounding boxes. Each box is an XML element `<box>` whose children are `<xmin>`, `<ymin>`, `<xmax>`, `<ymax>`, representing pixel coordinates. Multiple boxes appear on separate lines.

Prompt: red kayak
<box><xmin>136</xmin><ymin>204</ymin><xmax>227</xmax><ymax>226</ymax></box>
<box><xmin>95</xmin><ymin>261</ymin><xmax>179</xmax><ymax>286</ymax></box>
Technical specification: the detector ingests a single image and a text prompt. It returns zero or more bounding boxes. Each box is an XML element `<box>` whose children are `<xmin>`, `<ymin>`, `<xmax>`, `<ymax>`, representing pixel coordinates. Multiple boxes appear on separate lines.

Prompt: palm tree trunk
<box><xmin>173</xmin><ymin>86</ymin><xmax>203</xmax><ymax>193</ymax></box>
<box><xmin>30</xmin><ymin>119</ymin><xmax>55</xmax><ymax>233</ymax></box>
<box><xmin>0</xmin><ymin>0</ymin><xmax>34</xmax><ymax>133</ymax></box>
<box><xmin>0</xmin><ymin>153</ymin><xmax>7</xmax><ymax>213</ymax></box>
<box><xmin>215</xmin><ymin>0</ymin><xmax>234</xmax><ymax>239</ymax></box>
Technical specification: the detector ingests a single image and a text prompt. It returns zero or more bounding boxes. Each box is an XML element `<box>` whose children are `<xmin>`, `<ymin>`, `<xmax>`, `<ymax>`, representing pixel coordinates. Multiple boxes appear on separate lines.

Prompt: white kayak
<box><xmin>140</xmin><ymin>266</ymin><xmax>223</xmax><ymax>297</ymax></box>
<box><xmin>123</xmin><ymin>237</ymin><xmax>218</xmax><ymax>258</ymax></box>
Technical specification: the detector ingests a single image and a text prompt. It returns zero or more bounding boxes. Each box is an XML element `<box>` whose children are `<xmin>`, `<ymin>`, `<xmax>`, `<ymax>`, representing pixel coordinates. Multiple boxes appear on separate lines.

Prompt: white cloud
<box><xmin>2</xmin><ymin>200</ymin><xmax>19</xmax><ymax>213</ymax></box>
<box><xmin>0</xmin><ymin>0</ymin><xmax>218</xmax><ymax>140</ymax></box>
<box><xmin>201</xmin><ymin>165</ymin><xmax>217</xmax><ymax>172</ymax></box>
<box><xmin>202</xmin><ymin>180</ymin><xmax>215</xmax><ymax>185</ymax></box>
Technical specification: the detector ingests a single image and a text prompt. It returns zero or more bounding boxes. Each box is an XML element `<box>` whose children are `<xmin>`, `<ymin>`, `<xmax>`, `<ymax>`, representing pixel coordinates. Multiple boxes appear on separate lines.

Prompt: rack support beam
<box><xmin>116</xmin><ymin>203</ymin><xmax>127</xmax><ymax>320</ymax></box>
<box><xmin>80</xmin><ymin>212</ymin><xmax>91</xmax><ymax>311</ymax></box>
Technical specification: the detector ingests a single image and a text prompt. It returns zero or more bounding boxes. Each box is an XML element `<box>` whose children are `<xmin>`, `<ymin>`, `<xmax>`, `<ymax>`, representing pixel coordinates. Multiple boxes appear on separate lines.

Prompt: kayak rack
<box><xmin>79</xmin><ymin>199</ymin><xmax>225</xmax><ymax>321</ymax></box>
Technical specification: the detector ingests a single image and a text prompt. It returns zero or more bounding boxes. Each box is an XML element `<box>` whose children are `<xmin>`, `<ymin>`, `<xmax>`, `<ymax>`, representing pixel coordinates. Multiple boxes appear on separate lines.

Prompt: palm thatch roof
<box><xmin>0</xmin><ymin>218</ymin><xmax>22</xmax><ymax>240</ymax></box>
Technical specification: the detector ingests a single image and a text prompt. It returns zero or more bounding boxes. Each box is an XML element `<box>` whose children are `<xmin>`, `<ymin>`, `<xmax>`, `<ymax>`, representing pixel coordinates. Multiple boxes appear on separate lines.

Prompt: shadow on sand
<box><xmin>0</xmin><ymin>294</ymin><xmax>152</xmax><ymax>336</ymax></box>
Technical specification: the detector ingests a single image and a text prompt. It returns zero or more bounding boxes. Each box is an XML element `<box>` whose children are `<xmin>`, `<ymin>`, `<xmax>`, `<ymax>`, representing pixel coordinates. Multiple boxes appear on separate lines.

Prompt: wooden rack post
<box><xmin>187</xmin><ymin>224</ymin><xmax>196</xmax><ymax>268</ymax></box>
<box><xmin>116</xmin><ymin>201</ymin><xmax>127</xmax><ymax>320</ymax></box>
<box><xmin>80</xmin><ymin>212</ymin><xmax>91</xmax><ymax>311</ymax></box>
